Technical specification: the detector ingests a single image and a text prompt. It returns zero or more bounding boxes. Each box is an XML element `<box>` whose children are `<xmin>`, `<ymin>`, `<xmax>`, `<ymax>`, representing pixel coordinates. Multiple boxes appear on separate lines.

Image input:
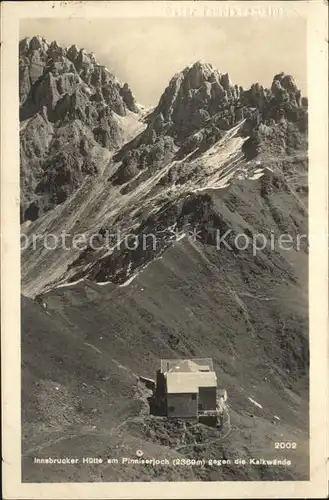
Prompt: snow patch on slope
<box><xmin>248</xmin><ymin>397</ymin><xmax>263</xmax><ymax>409</ymax></box>
<box><xmin>55</xmin><ymin>278</ymin><xmax>85</xmax><ymax>289</ymax></box>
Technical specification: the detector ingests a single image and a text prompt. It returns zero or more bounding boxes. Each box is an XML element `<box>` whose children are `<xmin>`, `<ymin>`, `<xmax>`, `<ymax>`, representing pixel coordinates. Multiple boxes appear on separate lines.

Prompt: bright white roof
<box><xmin>161</xmin><ymin>358</ymin><xmax>214</xmax><ymax>373</ymax></box>
<box><xmin>166</xmin><ymin>371</ymin><xmax>217</xmax><ymax>394</ymax></box>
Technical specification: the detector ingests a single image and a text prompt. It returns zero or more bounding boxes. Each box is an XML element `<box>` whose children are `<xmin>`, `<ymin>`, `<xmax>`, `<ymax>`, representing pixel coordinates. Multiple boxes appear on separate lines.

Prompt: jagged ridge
<box><xmin>112</xmin><ymin>60</ymin><xmax>307</xmax><ymax>187</ymax></box>
<box><xmin>20</xmin><ymin>35</ymin><xmax>142</xmax><ymax>222</ymax></box>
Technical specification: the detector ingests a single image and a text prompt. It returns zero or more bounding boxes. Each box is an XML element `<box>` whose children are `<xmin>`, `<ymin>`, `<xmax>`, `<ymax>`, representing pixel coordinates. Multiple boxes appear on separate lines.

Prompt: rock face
<box><xmin>21</xmin><ymin>39</ymin><xmax>307</xmax><ymax>221</ymax></box>
<box><xmin>147</xmin><ymin>62</ymin><xmax>241</xmax><ymax>139</ymax></box>
<box><xmin>20</xmin><ymin>35</ymin><xmax>139</xmax><ymax>222</ymax></box>
<box><xmin>113</xmin><ymin>61</ymin><xmax>307</xmax><ymax>187</ymax></box>
<box><xmin>19</xmin><ymin>36</ymin><xmax>138</xmax><ymax>119</ymax></box>
<box><xmin>145</xmin><ymin>61</ymin><xmax>306</xmax><ymax>139</ymax></box>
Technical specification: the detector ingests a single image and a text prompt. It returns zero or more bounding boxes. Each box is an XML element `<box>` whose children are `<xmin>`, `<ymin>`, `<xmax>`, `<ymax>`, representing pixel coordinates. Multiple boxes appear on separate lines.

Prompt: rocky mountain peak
<box><xmin>142</xmin><ymin>60</ymin><xmax>307</xmax><ymax>145</ymax></box>
<box><xmin>111</xmin><ymin>58</ymin><xmax>307</xmax><ymax>190</ymax></box>
<box><xmin>183</xmin><ymin>60</ymin><xmax>216</xmax><ymax>87</ymax></box>
<box><xmin>20</xmin><ymin>35</ymin><xmax>49</xmax><ymax>54</ymax></box>
<box><xmin>272</xmin><ymin>72</ymin><xmax>298</xmax><ymax>93</ymax></box>
<box><xmin>270</xmin><ymin>72</ymin><xmax>302</xmax><ymax>107</ymax></box>
<box><xmin>143</xmin><ymin>61</ymin><xmax>240</xmax><ymax>142</ymax></box>
<box><xmin>19</xmin><ymin>36</ymin><xmax>142</xmax><ymax>223</ymax></box>
<box><xmin>19</xmin><ymin>36</ymin><xmax>138</xmax><ymax>117</ymax></box>
<box><xmin>20</xmin><ymin>36</ymin><xmax>307</xmax><ymax>228</ymax></box>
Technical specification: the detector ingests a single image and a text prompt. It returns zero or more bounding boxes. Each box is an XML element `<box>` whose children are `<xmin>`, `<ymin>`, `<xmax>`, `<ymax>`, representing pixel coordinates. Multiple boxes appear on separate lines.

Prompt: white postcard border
<box><xmin>1</xmin><ymin>1</ymin><xmax>328</xmax><ymax>498</ymax></box>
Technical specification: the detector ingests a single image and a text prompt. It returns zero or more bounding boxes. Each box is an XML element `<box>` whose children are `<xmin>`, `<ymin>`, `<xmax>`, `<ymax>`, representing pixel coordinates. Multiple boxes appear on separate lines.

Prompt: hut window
<box><xmin>168</xmin><ymin>406</ymin><xmax>174</xmax><ymax>412</ymax></box>
<box><xmin>191</xmin><ymin>394</ymin><xmax>197</xmax><ymax>400</ymax></box>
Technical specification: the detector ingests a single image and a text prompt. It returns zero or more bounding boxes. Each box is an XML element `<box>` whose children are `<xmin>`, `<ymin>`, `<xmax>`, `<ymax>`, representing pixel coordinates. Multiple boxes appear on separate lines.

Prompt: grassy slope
<box><xmin>22</xmin><ymin>172</ymin><xmax>309</xmax><ymax>481</ymax></box>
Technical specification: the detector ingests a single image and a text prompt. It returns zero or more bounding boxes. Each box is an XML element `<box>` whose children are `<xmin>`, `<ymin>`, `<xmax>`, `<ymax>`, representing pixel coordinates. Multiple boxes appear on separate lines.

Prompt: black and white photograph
<box><xmin>1</xmin><ymin>1</ymin><xmax>328</xmax><ymax>498</ymax></box>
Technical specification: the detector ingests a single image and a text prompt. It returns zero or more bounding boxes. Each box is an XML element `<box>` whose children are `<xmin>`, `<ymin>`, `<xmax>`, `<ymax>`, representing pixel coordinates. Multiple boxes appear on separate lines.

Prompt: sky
<box><xmin>20</xmin><ymin>17</ymin><xmax>307</xmax><ymax>107</ymax></box>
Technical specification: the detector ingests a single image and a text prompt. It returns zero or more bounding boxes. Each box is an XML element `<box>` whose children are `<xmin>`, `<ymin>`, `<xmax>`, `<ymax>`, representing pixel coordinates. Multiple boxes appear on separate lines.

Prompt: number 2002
<box><xmin>274</xmin><ymin>442</ymin><xmax>297</xmax><ymax>449</ymax></box>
